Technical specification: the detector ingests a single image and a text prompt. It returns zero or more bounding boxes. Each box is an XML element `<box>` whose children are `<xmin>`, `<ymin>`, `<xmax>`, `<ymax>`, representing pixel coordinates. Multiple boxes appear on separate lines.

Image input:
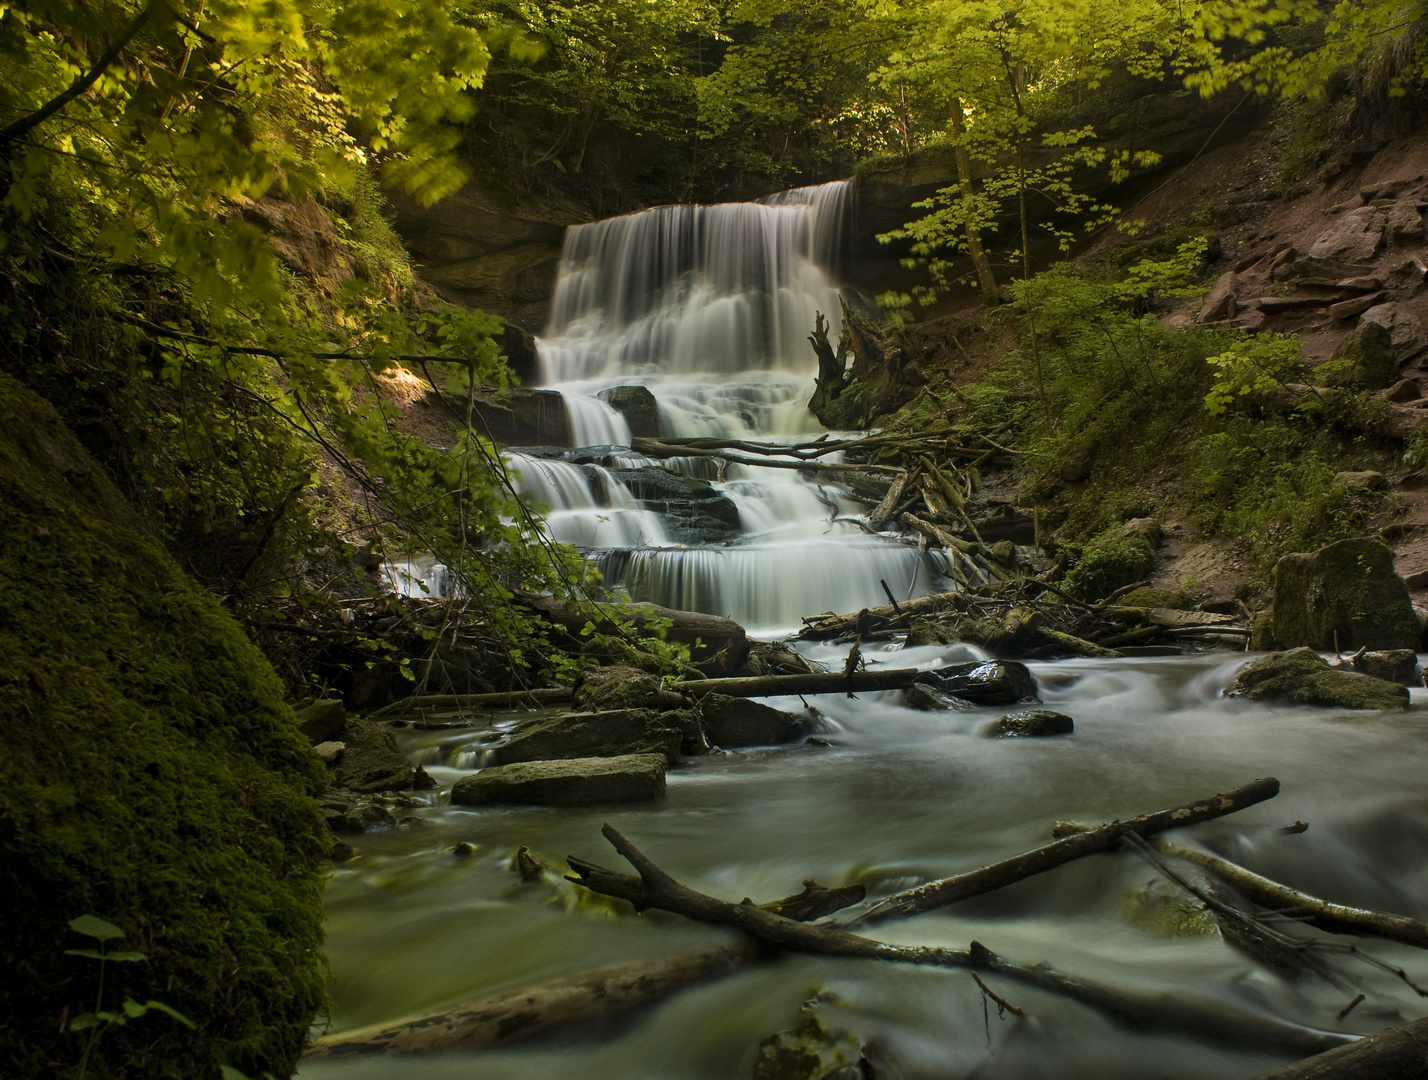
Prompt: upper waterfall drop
<box><xmin>536</xmin><ymin>181</ymin><xmax>851</xmax><ymax>390</ymax></box>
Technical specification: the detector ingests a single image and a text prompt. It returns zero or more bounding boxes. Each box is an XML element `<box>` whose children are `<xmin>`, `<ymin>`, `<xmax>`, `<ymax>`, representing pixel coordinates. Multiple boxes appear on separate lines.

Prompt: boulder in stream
<box><xmin>921</xmin><ymin>660</ymin><xmax>1039</xmax><ymax>705</ymax></box>
<box><xmin>752</xmin><ymin>1008</ymin><xmax>868</xmax><ymax>1080</ymax></box>
<box><xmin>698</xmin><ymin>693</ymin><xmax>810</xmax><ymax>747</ymax></box>
<box><xmin>296</xmin><ymin>698</ymin><xmax>347</xmax><ymax>743</ymax></box>
<box><xmin>988</xmin><ymin>709</ymin><xmax>1075</xmax><ymax>737</ymax></box>
<box><xmin>495</xmin><ymin>708</ymin><xmax>684</xmax><ymax>764</ymax></box>
<box><xmin>574</xmin><ymin>664</ymin><xmax>682</xmax><ymax>712</ymax></box>
<box><xmin>1231</xmin><ymin>647</ymin><xmax>1410</xmax><ymax>710</ymax></box>
<box><xmin>450</xmin><ymin>754</ymin><xmax>667</xmax><ymax>806</ymax></box>
<box><xmin>332</xmin><ymin>719</ymin><xmax>416</xmax><ymax>792</ymax></box>
<box><xmin>597</xmin><ymin>385</ymin><xmax>660</xmax><ymax>438</ymax></box>
<box><xmin>1268</xmin><ymin>537</ymin><xmax>1418</xmax><ymax>651</ymax></box>
<box><xmin>1351</xmin><ymin>648</ymin><xmax>1420</xmax><ymax>685</ymax></box>
<box><xmin>904</xmin><ymin>682</ymin><xmax>973</xmax><ymax>711</ymax></box>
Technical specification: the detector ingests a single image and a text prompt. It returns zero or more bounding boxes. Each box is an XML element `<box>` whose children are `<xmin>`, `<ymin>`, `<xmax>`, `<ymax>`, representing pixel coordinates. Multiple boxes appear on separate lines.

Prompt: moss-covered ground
<box><xmin>0</xmin><ymin>372</ymin><xmax>329</xmax><ymax>1078</ymax></box>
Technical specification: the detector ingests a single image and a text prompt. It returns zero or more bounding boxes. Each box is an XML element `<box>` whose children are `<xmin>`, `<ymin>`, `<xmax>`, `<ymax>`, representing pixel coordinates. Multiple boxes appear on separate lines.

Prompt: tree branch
<box><xmin>0</xmin><ymin>5</ymin><xmax>154</xmax><ymax>145</ymax></box>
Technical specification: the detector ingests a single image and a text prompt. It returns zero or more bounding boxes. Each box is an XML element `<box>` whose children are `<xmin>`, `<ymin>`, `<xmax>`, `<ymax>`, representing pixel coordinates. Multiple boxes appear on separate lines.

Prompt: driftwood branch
<box><xmin>305</xmin><ymin>874</ymin><xmax>863</xmax><ymax>1058</ymax></box>
<box><xmin>1249</xmin><ymin>1015</ymin><xmax>1428</xmax><ymax>1079</ymax></box>
<box><xmin>840</xmin><ymin>777</ymin><xmax>1281</xmax><ymax>927</ymax></box>
<box><xmin>1156</xmin><ymin>837</ymin><xmax>1428</xmax><ymax>950</ymax></box>
<box><xmin>674</xmin><ymin>667</ymin><xmax>923</xmax><ymax>699</ymax></box>
<box><xmin>568</xmin><ymin>824</ymin><xmax>1352</xmax><ymax>1058</ymax></box>
<box><xmin>303</xmin><ymin>942</ymin><xmax>762</xmax><ymax>1058</ymax></box>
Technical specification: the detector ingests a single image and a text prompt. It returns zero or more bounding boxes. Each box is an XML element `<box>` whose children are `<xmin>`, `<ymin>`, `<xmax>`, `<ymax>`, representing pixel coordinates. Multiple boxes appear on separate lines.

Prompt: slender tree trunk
<box><xmin>948</xmin><ymin>99</ymin><xmax>999</xmax><ymax>301</ymax></box>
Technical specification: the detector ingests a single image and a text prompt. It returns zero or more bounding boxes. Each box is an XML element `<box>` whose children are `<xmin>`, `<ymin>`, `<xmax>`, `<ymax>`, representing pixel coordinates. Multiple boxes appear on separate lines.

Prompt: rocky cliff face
<box><xmin>387</xmin><ymin>183</ymin><xmax>593</xmax><ymax>331</ymax></box>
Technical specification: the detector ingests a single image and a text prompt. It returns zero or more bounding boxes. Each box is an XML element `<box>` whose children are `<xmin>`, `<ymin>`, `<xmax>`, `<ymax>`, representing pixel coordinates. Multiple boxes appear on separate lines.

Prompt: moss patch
<box><xmin>1062</xmin><ymin>520</ymin><xmax>1159</xmax><ymax>602</ymax></box>
<box><xmin>0</xmin><ymin>373</ymin><xmax>328</xmax><ymax>1078</ymax></box>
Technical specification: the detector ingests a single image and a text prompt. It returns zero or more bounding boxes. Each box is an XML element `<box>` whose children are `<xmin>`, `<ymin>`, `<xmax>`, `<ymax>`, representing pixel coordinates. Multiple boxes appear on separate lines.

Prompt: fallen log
<box><xmin>867</xmin><ymin>472</ymin><xmax>908</xmax><ymax>530</ymax></box>
<box><xmin>1156</xmin><ymin>838</ymin><xmax>1428</xmax><ymax>950</ymax></box>
<box><xmin>630</xmin><ymin>437</ymin><xmax>903</xmax><ymax>477</ymax></box>
<box><xmin>567</xmin><ymin>825</ymin><xmax>1351</xmax><ymax>1058</ymax></box>
<box><xmin>675</xmin><ymin>667</ymin><xmax>924</xmax><ymax>698</ymax></box>
<box><xmin>1249</xmin><ymin>1015</ymin><xmax>1428</xmax><ymax>1079</ymax></box>
<box><xmin>304</xmin><ymin>873</ymin><xmax>865</xmax><ymax>1058</ymax></box>
<box><xmin>798</xmin><ymin>590</ymin><xmax>964</xmax><ymax>640</ymax></box>
<box><xmin>304</xmin><ymin>942</ymin><xmax>763</xmax><ymax>1057</ymax></box>
<box><xmin>840</xmin><ymin>777</ymin><xmax>1282</xmax><ymax>927</ymax></box>
<box><xmin>368</xmin><ymin>687</ymin><xmax>571</xmax><ymax>718</ymax></box>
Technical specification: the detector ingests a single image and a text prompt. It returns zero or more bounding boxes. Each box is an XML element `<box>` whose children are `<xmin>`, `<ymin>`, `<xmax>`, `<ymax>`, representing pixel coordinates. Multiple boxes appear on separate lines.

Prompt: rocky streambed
<box><xmin>297</xmin><ymin>613</ymin><xmax>1428</xmax><ymax>1080</ymax></box>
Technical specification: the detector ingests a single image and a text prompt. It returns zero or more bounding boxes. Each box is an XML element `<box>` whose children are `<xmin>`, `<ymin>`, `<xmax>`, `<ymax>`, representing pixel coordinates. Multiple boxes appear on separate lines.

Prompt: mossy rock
<box><xmin>1250</xmin><ymin>609</ymin><xmax>1281</xmax><ymax>651</ymax></box>
<box><xmin>596</xmin><ymin>384</ymin><xmax>660</xmax><ymax>438</ymax></box>
<box><xmin>331</xmin><ymin>719</ymin><xmax>416</xmax><ymax>793</ymax></box>
<box><xmin>1269</xmin><ymin>537</ymin><xmax>1418</xmax><ymax>651</ymax></box>
<box><xmin>752</xmin><ymin>1010</ymin><xmax>865</xmax><ymax>1080</ymax></box>
<box><xmin>0</xmin><ymin>373</ymin><xmax>327</xmax><ymax>1078</ymax></box>
<box><xmin>1117</xmin><ymin>587</ymin><xmax>1190</xmax><ymax>610</ymax></box>
<box><xmin>1324</xmin><ymin>320</ymin><xmax>1398</xmax><ymax>390</ymax></box>
<box><xmin>1062</xmin><ymin>519</ymin><xmax>1160</xmax><ymax>602</ymax></box>
<box><xmin>573</xmin><ymin>664</ymin><xmax>663</xmax><ymax>710</ymax></box>
<box><xmin>1231</xmin><ymin>647</ymin><xmax>1410</xmax><ymax>710</ymax></box>
<box><xmin>495</xmin><ymin>708</ymin><xmax>683</xmax><ymax>764</ymax></box>
<box><xmin>904</xmin><ymin>617</ymin><xmax>956</xmax><ymax>647</ymax></box>
<box><xmin>1124</xmin><ymin>879</ymin><xmax>1218</xmax><ymax>937</ymax></box>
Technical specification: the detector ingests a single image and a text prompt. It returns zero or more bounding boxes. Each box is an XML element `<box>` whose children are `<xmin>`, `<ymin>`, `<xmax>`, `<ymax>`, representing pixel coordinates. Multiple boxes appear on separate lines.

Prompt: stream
<box><xmin>307</xmin><ymin>184</ymin><xmax>1428</xmax><ymax>1079</ymax></box>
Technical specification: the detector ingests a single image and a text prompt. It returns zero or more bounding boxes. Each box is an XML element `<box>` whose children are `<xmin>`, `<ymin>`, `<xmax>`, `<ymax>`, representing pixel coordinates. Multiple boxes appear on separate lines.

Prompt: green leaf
<box><xmin>69</xmin><ymin>915</ymin><xmax>125</xmax><ymax>942</ymax></box>
<box><xmin>121</xmin><ymin>997</ymin><xmax>195</xmax><ymax>1028</ymax></box>
<box><xmin>67</xmin><ymin>1013</ymin><xmax>103</xmax><ymax>1032</ymax></box>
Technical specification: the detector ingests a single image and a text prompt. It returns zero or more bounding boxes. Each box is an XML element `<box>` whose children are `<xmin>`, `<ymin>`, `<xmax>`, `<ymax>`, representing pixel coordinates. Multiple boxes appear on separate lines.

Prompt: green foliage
<box><xmin>1203</xmin><ymin>334</ymin><xmax>1306</xmax><ymax>415</ymax></box>
<box><xmin>1187</xmin><ymin>420</ymin><xmax>1380</xmax><ymax>568</ymax></box>
<box><xmin>66</xmin><ymin>917</ymin><xmax>194</xmax><ymax>1080</ymax></box>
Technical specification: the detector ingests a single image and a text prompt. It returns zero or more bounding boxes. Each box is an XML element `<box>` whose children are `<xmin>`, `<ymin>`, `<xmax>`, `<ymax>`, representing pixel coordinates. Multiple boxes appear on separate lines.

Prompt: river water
<box><xmin>310</xmin><ymin>185</ymin><xmax>1428</xmax><ymax>1078</ymax></box>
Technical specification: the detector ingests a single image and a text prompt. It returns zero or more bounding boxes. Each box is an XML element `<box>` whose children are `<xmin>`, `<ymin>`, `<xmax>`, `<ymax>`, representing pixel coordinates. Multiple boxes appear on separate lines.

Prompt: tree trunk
<box><xmin>949</xmin><ymin>98</ymin><xmax>999</xmax><ymax>300</ymax></box>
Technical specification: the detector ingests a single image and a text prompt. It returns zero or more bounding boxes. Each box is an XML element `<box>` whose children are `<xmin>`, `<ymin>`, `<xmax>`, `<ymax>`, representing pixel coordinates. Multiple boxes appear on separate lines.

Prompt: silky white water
<box><xmin>303</xmin><ymin>650</ymin><xmax>1428</xmax><ymax>1079</ymax></box>
<box><xmin>331</xmin><ymin>183</ymin><xmax>1428</xmax><ymax>1078</ymax></box>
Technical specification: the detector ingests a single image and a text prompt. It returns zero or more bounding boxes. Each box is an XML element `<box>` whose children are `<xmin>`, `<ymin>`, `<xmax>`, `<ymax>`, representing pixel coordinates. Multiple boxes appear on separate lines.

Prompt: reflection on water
<box><xmin>302</xmin><ymin>650</ymin><xmax>1428</xmax><ymax>1080</ymax></box>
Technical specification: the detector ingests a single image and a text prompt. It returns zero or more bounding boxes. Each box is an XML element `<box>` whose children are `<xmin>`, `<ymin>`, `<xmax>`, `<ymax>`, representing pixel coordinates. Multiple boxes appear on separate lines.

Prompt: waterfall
<box><xmin>526</xmin><ymin>180</ymin><xmax>946</xmax><ymax>635</ymax></box>
<box><xmin>537</xmin><ymin>181</ymin><xmax>851</xmax><ymax>382</ymax></box>
<box><xmin>383</xmin><ymin>180</ymin><xmax>944</xmax><ymax>632</ymax></box>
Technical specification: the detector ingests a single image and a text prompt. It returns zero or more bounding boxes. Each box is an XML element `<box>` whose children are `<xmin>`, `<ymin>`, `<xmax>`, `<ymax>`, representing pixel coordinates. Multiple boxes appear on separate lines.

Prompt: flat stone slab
<box><xmin>495</xmin><ymin>708</ymin><xmax>681</xmax><ymax>764</ymax></box>
<box><xmin>450</xmin><ymin>754</ymin><xmax>667</xmax><ymax>807</ymax></box>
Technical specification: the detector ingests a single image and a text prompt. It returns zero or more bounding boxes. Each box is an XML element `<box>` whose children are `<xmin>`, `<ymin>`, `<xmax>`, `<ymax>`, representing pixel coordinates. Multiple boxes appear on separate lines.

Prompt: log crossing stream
<box><xmin>306</xmin><ymin>186</ymin><xmax>1428</xmax><ymax>1080</ymax></box>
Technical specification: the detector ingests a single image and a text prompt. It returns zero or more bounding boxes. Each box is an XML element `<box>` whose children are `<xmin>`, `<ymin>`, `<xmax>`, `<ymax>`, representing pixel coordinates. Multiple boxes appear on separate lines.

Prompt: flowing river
<box><xmin>306</xmin><ymin>185</ymin><xmax>1428</xmax><ymax>1079</ymax></box>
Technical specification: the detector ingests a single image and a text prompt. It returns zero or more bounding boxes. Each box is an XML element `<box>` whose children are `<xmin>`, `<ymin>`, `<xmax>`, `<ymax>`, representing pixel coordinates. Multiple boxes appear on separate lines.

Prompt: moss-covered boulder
<box><xmin>331</xmin><ymin>719</ymin><xmax>416</xmax><ymax>792</ymax></box>
<box><xmin>1062</xmin><ymin>518</ymin><xmax>1161</xmax><ymax>602</ymax></box>
<box><xmin>1353</xmin><ymin>649</ymin><xmax>1419</xmax><ymax>685</ymax></box>
<box><xmin>1325</xmin><ymin>320</ymin><xmax>1399</xmax><ymax>390</ymax></box>
<box><xmin>904</xmin><ymin>617</ymin><xmax>956</xmax><ymax>647</ymax></box>
<box><xmin>0</xmin><ymin>373</ymin><xmax>327</xmax><ymax>1078</ymax></box>
<box><xmin>1269</xmin><ymin>537</ymin><xmax>1419</xmax><ymax>651</ymax></box>
<box><xmin>1230</xmin><ymin>647</ymin><xmax>1410</xmax><ymax>710</ymax></box>
<box><xmin>573</xmin><ymin>664</ymin><xmax>663</xmax><ymax>711</ymax></box>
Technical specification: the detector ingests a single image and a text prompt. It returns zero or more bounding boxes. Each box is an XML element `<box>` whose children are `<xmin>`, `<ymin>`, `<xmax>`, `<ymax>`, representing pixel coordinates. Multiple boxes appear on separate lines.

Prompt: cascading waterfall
<box><xmin>530</xmin><ymin>181</ymin><xmax>944</xmax><ymax>634</ymax></box>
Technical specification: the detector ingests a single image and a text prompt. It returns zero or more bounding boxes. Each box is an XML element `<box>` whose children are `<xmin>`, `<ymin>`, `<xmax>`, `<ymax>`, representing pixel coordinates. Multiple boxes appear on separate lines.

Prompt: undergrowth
<box><xmin>893</xmin><ymin>243</ymin><xmax>1395</xmax><ymax>583</ymax></box>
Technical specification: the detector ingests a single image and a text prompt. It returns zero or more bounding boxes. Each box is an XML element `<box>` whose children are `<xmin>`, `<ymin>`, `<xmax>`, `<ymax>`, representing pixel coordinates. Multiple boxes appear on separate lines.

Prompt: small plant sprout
<box><xmin>66</xmin><ymin>915</ymin><xmax>193</xmax><ymax>1080</ymax></box>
